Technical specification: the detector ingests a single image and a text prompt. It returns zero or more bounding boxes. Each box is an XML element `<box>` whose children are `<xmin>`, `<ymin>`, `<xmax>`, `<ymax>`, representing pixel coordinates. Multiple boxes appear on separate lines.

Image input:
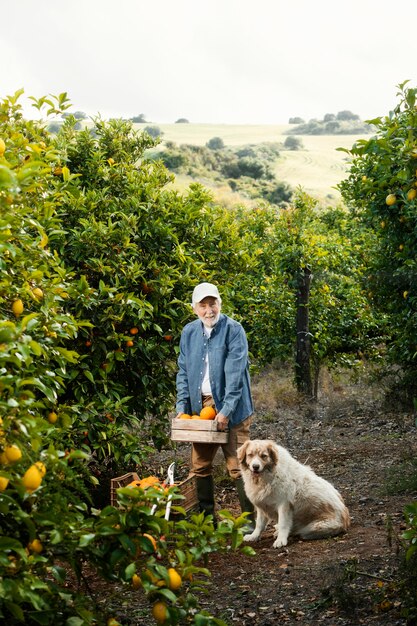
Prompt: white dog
<box><xmin>237</xmin><ymin>439</ymin><xmax>350</xmax><ymax>548</ymax></box>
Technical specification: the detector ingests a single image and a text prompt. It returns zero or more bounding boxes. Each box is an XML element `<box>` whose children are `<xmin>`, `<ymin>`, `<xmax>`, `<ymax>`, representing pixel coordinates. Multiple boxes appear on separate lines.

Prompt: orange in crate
<box><xmin>199</xmin><ymin>406</ymin><xmax>216</xmax><ymax>420</ymax></box>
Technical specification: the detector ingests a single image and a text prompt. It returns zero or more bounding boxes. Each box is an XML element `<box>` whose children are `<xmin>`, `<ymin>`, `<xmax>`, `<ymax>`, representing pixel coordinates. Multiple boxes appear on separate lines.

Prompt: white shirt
<box><xmin>201</xmin><ymin>325</ymin><xmax>213</xmax><ymax>395</ymax></box>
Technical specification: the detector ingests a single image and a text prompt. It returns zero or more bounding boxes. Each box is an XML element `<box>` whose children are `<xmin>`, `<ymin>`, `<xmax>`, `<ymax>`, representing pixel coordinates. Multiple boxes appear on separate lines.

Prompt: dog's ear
<box><xmin>267</xmin><ymin>441</ymin><xmax>279</xmax><ymax>465</ymax></box>
<box><xmin>237</xmin><ymin>440</ymin><xmax>250</xmax><ymax>465</ymax></box>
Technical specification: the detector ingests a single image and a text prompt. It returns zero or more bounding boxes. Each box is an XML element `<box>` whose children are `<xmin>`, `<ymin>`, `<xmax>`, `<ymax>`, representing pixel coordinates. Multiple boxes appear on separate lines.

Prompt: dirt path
<box><xmin>198</xmin><ymin>407</ymin><xmax>416</xmax><ymax>625</ymax></box>
<box><xmin>84</xmin><ymin>376</ymin><xmax>417</xmax><ymax>625</ymax></box>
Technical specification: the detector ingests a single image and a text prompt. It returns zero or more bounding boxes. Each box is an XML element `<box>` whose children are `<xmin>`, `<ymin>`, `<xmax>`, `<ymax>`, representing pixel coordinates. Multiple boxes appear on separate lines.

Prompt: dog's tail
<box><xmin>341</xmin><ymin>504</ymin><xmax>351</xmax><ymax>530</ymax></box>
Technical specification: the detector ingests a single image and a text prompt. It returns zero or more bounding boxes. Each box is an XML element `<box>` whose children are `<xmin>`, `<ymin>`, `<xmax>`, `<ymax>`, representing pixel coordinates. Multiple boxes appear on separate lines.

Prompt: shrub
<box><xmin>284</xmin><ymin>136</ymin><xmax>303</xmax><ymax>150</ymax></box>
<box><xmin>144</xmin><ymin>125</ymin><xmax>163</xmax><ymax>138</ymax></box>
<box><xmin>206</xmin><ymin>136</ymin><xmax>224</xmax><ymax>150</ymax></box>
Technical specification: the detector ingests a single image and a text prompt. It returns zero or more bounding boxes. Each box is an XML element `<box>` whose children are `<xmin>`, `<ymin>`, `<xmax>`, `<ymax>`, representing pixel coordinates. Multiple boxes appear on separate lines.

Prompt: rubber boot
<box><xmin>196</xmin><ymin>475</ymin><xmax>216</xmax><ymax>522</ymax></box>
<box><xmin>235</xmin><ymin>477</ymin><xmax>255</xmax><ymax>532</ymax></box>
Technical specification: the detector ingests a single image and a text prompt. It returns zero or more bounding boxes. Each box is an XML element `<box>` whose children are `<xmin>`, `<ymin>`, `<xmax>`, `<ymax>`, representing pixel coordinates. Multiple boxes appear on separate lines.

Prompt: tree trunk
<box><xmin>295</xmin><ymin>266</ymin><xmax>313</xmax><ymax>397</ymax></box>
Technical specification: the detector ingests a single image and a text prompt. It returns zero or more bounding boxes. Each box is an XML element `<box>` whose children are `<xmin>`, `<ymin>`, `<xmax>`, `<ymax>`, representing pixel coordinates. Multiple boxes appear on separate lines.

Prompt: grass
<box><xmin>384</xmin><ymin>457</ymin><xmax>417</xmax><ymax>495</ymax></box>
<box><xmin>140</xmin><ymin>123</ymin><xmax>370</xmax><ymax>205</ymax></box>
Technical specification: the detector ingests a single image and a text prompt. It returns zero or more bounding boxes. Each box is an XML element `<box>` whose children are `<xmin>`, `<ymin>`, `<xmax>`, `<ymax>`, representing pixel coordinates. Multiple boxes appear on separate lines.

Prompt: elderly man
<box><xmin>175</xmin><ymin>282</ymin><xmax>254</xmax><ymax>526</ymax></box>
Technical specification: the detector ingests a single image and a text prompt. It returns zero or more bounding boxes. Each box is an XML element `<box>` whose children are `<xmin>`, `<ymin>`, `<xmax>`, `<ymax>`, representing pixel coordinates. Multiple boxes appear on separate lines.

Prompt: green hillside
<box><xmin>140</xmin><ymin>123</ymin><xmax>370</xmax><ymax>205</ymax></box>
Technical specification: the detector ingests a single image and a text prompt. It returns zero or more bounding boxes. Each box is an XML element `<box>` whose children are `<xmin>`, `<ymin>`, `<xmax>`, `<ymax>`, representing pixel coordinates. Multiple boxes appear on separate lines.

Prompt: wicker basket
<box><xmin>110</xmin><ymin>471</ymin><xmax>198</xmax><ymax>515</ymax></box>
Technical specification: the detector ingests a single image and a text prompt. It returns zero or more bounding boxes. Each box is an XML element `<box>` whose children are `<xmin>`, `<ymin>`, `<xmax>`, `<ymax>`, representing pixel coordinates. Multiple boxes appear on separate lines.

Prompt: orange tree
<box><xmin>0</xmin><ymin>91</ymin><xmax>254</xmax><ymax>625</ymax></box>
<box><xmin>338</xmin><ymin>81</ymin><xmax>417</xmax><ymax>399</ymax></box>
<box><xmin>43</xmin><ymin>114</ymin><xmax>255</xmax><ymax>480</ymax></box>
<box><xmin>213</xmin><ymin>193</ymin><xmax>384</xmax><ymax>397</ymax></box>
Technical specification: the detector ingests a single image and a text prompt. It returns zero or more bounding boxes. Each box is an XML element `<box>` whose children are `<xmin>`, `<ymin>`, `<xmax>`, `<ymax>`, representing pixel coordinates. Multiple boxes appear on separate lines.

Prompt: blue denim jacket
<box><xmin>176</xmin><ymin>313</ymin><xmax>253</xmax><ymax>427</ymax></box>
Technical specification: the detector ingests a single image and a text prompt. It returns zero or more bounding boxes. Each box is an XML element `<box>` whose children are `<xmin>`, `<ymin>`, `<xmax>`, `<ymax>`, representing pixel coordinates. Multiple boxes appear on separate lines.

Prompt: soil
<box><xmin>81</xmin><ymin>373</ymin><xmax>417</xmax><ymax>625</ymax></box>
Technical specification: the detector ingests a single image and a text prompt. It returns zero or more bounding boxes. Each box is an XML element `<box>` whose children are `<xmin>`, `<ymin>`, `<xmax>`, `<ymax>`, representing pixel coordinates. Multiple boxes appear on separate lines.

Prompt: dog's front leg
<box><xmin>243</xmin><ymin>507</ymin><xmax>268</xmax><ymax>542</ymax></box>
<box><xmin>272</xmin><ymin>502</ymin><xmax>293</xmax><ymax>548</ymax></box>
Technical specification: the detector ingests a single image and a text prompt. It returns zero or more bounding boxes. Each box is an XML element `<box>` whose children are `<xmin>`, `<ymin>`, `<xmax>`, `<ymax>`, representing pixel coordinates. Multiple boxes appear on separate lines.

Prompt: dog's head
<box><xmin>237</xmin><ymin>439</ymin><xmax>279</xmax><ymax>475</ymax></box>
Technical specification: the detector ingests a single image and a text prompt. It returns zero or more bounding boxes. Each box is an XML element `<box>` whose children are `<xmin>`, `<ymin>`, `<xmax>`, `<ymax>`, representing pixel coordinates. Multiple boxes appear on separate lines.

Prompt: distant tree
<box><xmin>323</xmin><ymin>113</ymin><xmax>336</xmax><ymax>122</ymax></box>
<box><xmin>284</xmin><ymin>136</ymin><xmax>303</xmax><ymax>150</ymax></box>
<box><xmin>47</xmin><ymin>122</ymin><xmax>62</xmax><ymax>134</ymax></box>
<box><xmin>131</xmin><ymin>114</ymin><xmax>147</xmax><ymax>123</ymax></box>
<box><xmin>175</xmin><ymin>118</ymin><xmax>189</xmax><ymax>123</ymax></box>
<box><xmin>325</xmin><ymin>121</ymin><xmax>340</xmax><ymax>133</ymax></box>
<box><xmin>144</xmin><ymin>125</ymin><xmax>163</xmax><ymax>138</ymax></box>
<box><xmin>62</xmin><ymin>111</ymin><xmax>86</xmax><ymax>120</ymax></box>
<box><xmin>336</xmin><ymin>110</ymin><xmax>360</xmax><ymax>121</ymax></box>
<box><xmin>289</xmin><ymin>117</ymin><xmax>305</xmax><ymax>124</ymax></box>
<box><xmin>206</xmin><ymin>136</ymin><xmax>224</xmax><ymax>150</ymax></box>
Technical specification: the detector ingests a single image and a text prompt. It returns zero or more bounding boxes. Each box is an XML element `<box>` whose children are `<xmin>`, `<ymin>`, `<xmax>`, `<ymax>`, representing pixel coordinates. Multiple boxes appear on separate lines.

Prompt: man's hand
<box><xmin>216</xmin><ymin>412</ymin><xmax>229</xmax><ymax>431</ymax></box>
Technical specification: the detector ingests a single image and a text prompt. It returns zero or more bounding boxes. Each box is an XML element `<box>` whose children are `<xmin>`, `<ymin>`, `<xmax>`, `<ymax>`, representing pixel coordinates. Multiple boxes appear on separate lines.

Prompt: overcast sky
<box><xmin>3</xmin><ymin>0</ymin><xmax>417</xmax><ymax>124</ymax></box>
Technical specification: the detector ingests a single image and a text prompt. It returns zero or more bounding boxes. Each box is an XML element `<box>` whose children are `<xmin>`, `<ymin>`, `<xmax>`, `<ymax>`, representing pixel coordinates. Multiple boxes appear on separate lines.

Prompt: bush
<box><xmin>175</xmin><ymin>118</ymin><xmax>189</xmax><ymax>123</ymax></box>
<box><xmin>144</xmin><ymin>125</ymin><xmax>163</xmax><ymax>138</ymax></box>
<box><xmin>284</xmin><ymin>136</ymin><xmax>303</xmax><ymax>150</ymax></box>
<box><xmin>206</xmin><ymin>136</ymin><xmax>224</xmax><ymax>150</ymax></box>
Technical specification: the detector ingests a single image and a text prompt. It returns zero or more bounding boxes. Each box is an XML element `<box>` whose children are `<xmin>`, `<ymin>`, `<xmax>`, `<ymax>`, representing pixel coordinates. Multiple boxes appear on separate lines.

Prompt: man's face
<box><xmin>193</xmin><ymin>296</ymin><xmax>221</xmax><ymax>327</ymax></box>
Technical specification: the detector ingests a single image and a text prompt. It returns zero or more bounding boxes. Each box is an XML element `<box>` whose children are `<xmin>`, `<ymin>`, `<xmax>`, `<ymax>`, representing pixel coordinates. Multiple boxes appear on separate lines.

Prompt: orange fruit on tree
<box><xmin>167</xmin><ymin>567</ymin><xmax>182</xmax><ymax>591</ymax></box>
<box><xmin>129</xmin><ymin>327</ymin><xmax>139</xmax><ymax>334</ymax></box>
<box><xmin>0</xmin><ymin>138</ymin><xmax>6</xmax><ymax>156</ymax></box>
<box><xmin>125</xmin><ymin>340</ymin><xmax>134</xmax><ymax>347</ymax></box>
<box><xmin>0</xmin><ymin>476</ymin><xmax>9</xmax><ymax>491</ymax></box>
<box><xmin>132</xmin><ymin>573</ymin><xmax>142</xmax><ymax>589</ymax></box>
<box><xmin>199</xmin><ymin>406</ymin><xmax>216</xmax><ymax>420</ymax></box>
<box><xmin>22</xmin><ymin>464</ymin><xmax>43</xmax><ymax>492</ymax></box>
<box><xmin>385</xmin><ymin>194</ymin><xmax>397</xmax><ymax>206</ymax></box>
<box><xmin>4</xmin><ymin>444</ymin><xmax>22</xmax><ymax>463</ymax></box>
<box><xmin>47</xmin><ymin>411</ymin><xmax>58</xmax><ymax>424</ymax></box>
<box><xmin>152</xmin><ymin>601</ymin><xmax>168</xmax><ymax>624</ymax></box>
<box><xmin>12</xmin><ymin>299</ymin><xmax>24</xmax><ymax>317</ymax></box>
<box><xmin>28</xmin><ymin>538</ymin><xmax>43</xmax><ymax>554</ymax></box>
<box><xmin>32</xmin><ymin>287</ymin><xmax>44</xmax><ymax>300</ymax></box>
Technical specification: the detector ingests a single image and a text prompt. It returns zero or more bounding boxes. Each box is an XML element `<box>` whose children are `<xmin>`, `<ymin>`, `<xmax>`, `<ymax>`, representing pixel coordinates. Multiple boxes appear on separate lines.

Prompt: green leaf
<box><xmin>125</xmin><ymin>562</ymin><xmax>136</xmax><ymax>579</ymax></box>
<box><xmin>79</xmin><ymin>533</ymin><xmax>95</xmax><ymax>547</ymax></box>
<box><xmin>54</xmin><ymin>347</ymin><xmax>79</xmax><ymax>363</ymax></box>
<box><xmin>84</xmin><ymin>370</ymin><xmax>95</xmax><ymax>383</ymax></box>
<box><xmin>50</xmin><ymin>565</ymin><xmax>67</xmax><ymax>583</ymax></box>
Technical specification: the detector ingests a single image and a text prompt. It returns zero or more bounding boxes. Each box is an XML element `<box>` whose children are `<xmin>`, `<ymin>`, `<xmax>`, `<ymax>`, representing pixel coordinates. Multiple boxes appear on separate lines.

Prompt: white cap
<box><xmin>192</xmin><ymin>282</ymin><xmax>221</xmax><ymax>306</ymax></box>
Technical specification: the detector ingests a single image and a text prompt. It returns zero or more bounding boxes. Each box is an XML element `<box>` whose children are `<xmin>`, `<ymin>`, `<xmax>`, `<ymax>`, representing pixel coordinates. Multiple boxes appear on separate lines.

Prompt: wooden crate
<box><xmin>110</xmin><ymin>471</ymin><xmax>198</xmax><ymax>514</ymax></box>
<box><xmin>171</xmin><ymin>418</ymin><xmax>228</xmax><ymax>444</ymax></box>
